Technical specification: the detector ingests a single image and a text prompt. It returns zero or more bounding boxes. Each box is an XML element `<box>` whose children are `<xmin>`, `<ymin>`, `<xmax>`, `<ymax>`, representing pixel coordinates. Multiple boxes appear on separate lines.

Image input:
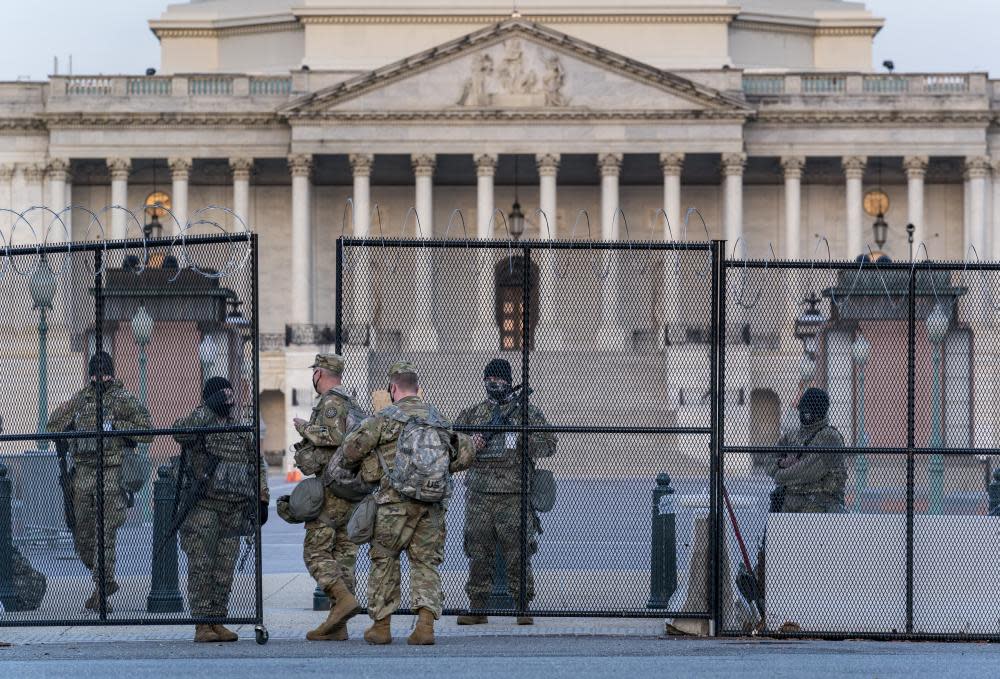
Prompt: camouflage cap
<box><xmin>387</xmin><ymin>361</ymin><xmax>418</xmax><ymax>378</ymax></box>
<box><xmin>310</xmin><ymin>353</ymin><xmax>345</xmax><ymax>376</ymax></box>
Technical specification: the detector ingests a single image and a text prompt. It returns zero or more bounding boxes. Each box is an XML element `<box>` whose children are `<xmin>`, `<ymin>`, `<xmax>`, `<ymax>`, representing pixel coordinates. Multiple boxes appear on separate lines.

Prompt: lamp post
<box><xmin>198</xmin><ymin>334</ymin><xmax>219</xmax><ymax>387</ymax></box>
<box><xmin>30</xmin><ymin>255</ymin><xmax>57</xmax><ymax>451</ymax></box>
<box><xmin>926</xmin><ymin>304</ymin><xmax>949</xmax><ymax>515</ymax></box>
<box><xmin>852</xmin><ymin>333</ymin><xmax>871</xmax><ymax>511</ymax></box>
<box><xmin>794</xmin><ymin>293</ymin><xmax>825</xmax><ymax>389</ymax></box>
<box><xmin>132</xmin><ymin>305</ymin><xmax>154</xmax><ymax>519</ymax></box>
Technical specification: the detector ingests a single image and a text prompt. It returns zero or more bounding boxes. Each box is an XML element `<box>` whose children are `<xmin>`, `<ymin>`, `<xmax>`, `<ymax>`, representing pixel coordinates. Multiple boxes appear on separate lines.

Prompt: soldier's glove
<box><xmin>259</xmin><ymin>500</ymin><xmax>269</xmax><ymax>526</ymax></box>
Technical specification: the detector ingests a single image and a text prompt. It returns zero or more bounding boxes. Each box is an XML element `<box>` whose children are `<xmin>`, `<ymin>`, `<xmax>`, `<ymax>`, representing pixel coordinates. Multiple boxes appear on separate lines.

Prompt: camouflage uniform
<box><xmin>48</xmin><ymin>380</ymin><xmax>152</xmax><ymax>591</ymax></box>
<box><xmin>174</xmin><ymin>404</ymin><xmax>269</xmax><ymax>618</ymax></box>
<box><xmin>760</xmin><ymin>417</ymin><xmax>847</xmax><ymax>513</ymax></box>
<box><xmin>454</xmin><ymin>398</ymin><xmax>556</xmax><ymax>607</ymax></box>
<box><xmin>293</xmin><ymin>384</ymin><xmax>363</xmax><ymax>595</ymax></box>
<box><xmin>341</xmin><ymin>391</ymin><xmax>474</xmax><ymax>621</ymax></box>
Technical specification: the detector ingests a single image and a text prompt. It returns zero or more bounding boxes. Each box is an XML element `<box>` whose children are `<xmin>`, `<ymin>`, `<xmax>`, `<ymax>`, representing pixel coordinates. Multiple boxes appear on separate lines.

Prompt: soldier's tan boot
<box><xmin>456</xmin><ymin>613</ymin><xmax>488</xmax><ymax>625</ymax></box>
<box><xmin>212</xmin><ymin>625</ymin><xmax>239</xmax><ymax>642</ymax></box>
<box><xmin>84</xmin><ymin>581</ymin><xmax>119</xmax><ymax>611</ymax></box>
<box><xmin>364</xmin><ymin>616</ymin><xmax>392</xmax><ymax>645</ymax></box>
<box><xmin>306</xmin><ymin>621</ymin><xmax>349</xmax><ymax>641</ymax></box>
<box><xmin>516</xmin><ymin>616</ymin><xmax>534</xmax><ymax>625</ymax></box>
<box><xmin>407</xmin><ymin>608</ymin><xmax>436</xmax><ymax>646</ymax></box>
<box><xmin>194</xmin><ymin>625</ymin><xmax>220</xmax><ymax>643</ymax></box>
<box><xmin>307</xmin><ymin>581</ymin><xmax>359</xmax><ymax>639</ymax></box>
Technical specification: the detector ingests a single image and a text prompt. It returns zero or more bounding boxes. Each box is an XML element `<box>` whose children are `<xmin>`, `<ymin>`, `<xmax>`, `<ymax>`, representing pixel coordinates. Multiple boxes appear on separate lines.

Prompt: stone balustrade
<box><xmin>743</xmin><ymin>72</ymin><xmax>985</xmax><ymax>96</ymax></box>
<box><xmin>50</xmin><ymin>75</ymin><xmax>295</xmax><ymax>99</ymax></box>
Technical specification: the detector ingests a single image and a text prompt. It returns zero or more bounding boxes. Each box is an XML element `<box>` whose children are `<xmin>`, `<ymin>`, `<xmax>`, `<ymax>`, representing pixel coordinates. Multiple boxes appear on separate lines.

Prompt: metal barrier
<box><xmin>0</xmin><ymin>234</ymin><xmax>263</xmax><ymax>639</ymax></box>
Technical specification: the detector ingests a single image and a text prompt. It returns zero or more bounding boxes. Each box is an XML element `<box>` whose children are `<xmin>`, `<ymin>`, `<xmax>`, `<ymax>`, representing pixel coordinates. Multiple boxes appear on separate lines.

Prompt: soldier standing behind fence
<box><xmin>286</xmin><ymin>353</ymin><xmax>367</xmax><ymax>641</ymax></box>
<box><xmin>48</xmin><ymin>351</ymin><xmax>151</xmax><ymax>612</ymax></box>
<box><xmin>173</xmin><ymin>377</ymin><xmax>269</xmax><ymax>643</ymax></box>
<box><xmin>454</xmin><ymin>358</ymin><xmax>556</xmax><ymax>626</ymax></box>
<box><xmin>340</xmin><ymin>361</ymin><xmax>474</xmax><ymax>645</ymax></box>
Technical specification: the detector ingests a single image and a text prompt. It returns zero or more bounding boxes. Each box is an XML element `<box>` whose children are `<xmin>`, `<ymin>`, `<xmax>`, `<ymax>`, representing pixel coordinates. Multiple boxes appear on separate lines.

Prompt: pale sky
<box><xmin>0</xmin><ymin>0</ymin><xmax>997</xmax><ymax>80</ymax></box>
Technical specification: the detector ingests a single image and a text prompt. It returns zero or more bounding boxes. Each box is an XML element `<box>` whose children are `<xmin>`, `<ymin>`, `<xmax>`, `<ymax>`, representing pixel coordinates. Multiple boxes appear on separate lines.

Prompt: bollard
<box><xmin>313</xmin><ymin>585</ymin><xmax>330</xmax><ymax>611</ymax></box>
<box><xmin>487</xmin><ymin>545</ymin><xmax>515</xmax><ymax>611</ymax></box>
<box><xmin>0</xmin><ymin>464</ymin><xmax>15</xmax><ymax>609</ymax></box>
<box><xmin>989</xmin><ymin>467</ymin><xmax>1000</xmax><ymax>517</ymax></box>
<box><xmin>647</xmin><ymin>472</ymin><xmax>677</xmax><ymax>609</ymax></box>
<box><xmin>148</xmin><ymin>464</ymin><xmax>183</xmax><ymax>613</ymax></box>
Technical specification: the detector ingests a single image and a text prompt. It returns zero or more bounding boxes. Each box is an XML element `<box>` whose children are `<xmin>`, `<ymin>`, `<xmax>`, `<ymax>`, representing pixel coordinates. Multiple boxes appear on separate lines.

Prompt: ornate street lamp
<box><xmin>872</xmin><ymin>212</ymin><xmax>889</xmax><ymax>251</ymax></box>
<box><xmin>199</xmin><ymin>334</ymin><xmax>219</xmax><ymax>387</ymax></box>
<box><xmin>30</xmin><ymin>254</ymin><xmax>56</xmax><ymax>452</ymax></box>
<box><xmin>852</xmin><ymin>333</ymin><xmax>871</xmax><ymax>511</ymax></box>
<box><xmin>508</xmin><ymin>156</ymin><xmax>525</xmax><ymax>240</ymax></box>
<box><xmin>926</xmin><ymin>303</ymin><xmax>949</xmax><ymax>514</ymax></box>
<box><xmin>131</xmin><ymin>305</ymin><xmax>154</xmax><ymax>518</ymax></box>
<box><xmin>794</xmin><ymin>293</ymin><xmax>825</xmax><ymax>388</ymax></box>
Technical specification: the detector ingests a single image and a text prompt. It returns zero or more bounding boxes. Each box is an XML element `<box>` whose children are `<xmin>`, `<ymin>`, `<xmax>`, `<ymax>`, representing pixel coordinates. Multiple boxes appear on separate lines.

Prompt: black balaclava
<box><xmin>88</xmin><ymin>351</ymin><xmax>114</xmax><ymax>382</ymax></box>
<box><xmin>484</xmin><ymin>358</ymin><xmax>513</xmax><ymax>402</ymax></box>
<box><xmin>203</xmin><ymin>376</ymin><xmax>234</xmax><ymax>418</ymax></box>
<box><xmin>799</xmin><ymin>387</ymin><xmax>830</xmax><ymax>427</ymax></box>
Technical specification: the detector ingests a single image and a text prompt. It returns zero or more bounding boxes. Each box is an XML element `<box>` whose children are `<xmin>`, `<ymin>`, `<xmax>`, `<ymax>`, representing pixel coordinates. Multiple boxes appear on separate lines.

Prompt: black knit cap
<box><xmin>799</xmin><ymin>387</ymin><xmax>830</xmax><ymax>421</ymax></box>
<box><xmin>88</xmin><ymin>351</ymin><xmax>114</xmax><ymax>379</ymax></box>
<box><xmin>203</xmin><ymin>376</ymin><xmax>233</xmax><ymax>401</ymax></box>
<box><xmin>484</xmin><ymin>358</ymin><xmax>512</xmax><ymax>384</ymax></box>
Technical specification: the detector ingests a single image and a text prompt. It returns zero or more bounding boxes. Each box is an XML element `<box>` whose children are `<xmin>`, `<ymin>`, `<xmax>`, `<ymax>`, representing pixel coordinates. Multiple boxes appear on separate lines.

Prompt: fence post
<box><xmin>0</xmin><ymin>463</ymin><xmax>15</xmax><ymax>609</ymax></box>
<box><xmin>148</xmin><ymin>464</ymin><xmax>183</xmax><ymax>613</ymax></box>
<box><xmin>989</xmin><ymin>467</ymin><xmax>1000</xmax><ymax>516</ymax></box>
<box><xmin>647</xmin><ymin>473</ymin><xmax>677</xmax><ymax>608</ymax></box>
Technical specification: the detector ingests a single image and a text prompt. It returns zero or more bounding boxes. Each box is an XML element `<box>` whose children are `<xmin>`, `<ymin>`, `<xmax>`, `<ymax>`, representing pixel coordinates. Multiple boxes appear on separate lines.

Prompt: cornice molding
<box><xmin>298</xmin><ymin>14</ymin><xmax>734</xmax><ymax>26</ymax></box>
<box><xmin>289</xmin><ymin>109</ymin><xmax>751</xmax><ymax>124</ymax></box>
<box><xmin>153</xmin><ymin>21</ymin><xmax>303</xmax><ymax>39</ymax></box>
<box><xmin>0</xmin><ymin>117</ymin><xmax>48</xmax><ymax>135</ymax></box>
<box><xmin>754</xmin><ymin>110</ymin><xmax>994</xmax><ymax>125</ymax></box>
<box><xmin>41</xmin><ymin>112</ymin><xmax>284</xmax><ymax>129</ymax></box>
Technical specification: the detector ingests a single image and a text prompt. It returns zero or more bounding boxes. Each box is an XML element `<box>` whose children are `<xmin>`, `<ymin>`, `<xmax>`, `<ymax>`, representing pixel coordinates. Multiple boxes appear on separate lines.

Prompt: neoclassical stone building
<box><xmin>1</xmin><ymin>0</ymin><xmax>998</xmax><ymax>464</ymax></box>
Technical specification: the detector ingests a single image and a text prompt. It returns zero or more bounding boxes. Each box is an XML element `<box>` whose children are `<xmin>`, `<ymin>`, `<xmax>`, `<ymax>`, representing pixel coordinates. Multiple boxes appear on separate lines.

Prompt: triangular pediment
<box><xmin>282</xmin><ymin>20</ymin><xmax>749</xmax><ymax>118</ymax></box>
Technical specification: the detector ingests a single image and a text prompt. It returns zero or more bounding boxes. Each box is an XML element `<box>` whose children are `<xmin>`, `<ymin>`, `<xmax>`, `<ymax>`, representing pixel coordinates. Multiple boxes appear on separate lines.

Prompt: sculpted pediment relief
<box><xmin>284</xmin><ymin>21</ymin><xmax>748</xmax><ymax>118</ymax></box>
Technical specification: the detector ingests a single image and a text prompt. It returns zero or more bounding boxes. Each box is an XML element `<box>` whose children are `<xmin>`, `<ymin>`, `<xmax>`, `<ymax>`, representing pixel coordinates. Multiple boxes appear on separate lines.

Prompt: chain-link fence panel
<box><xmin>0</xmin><ymin>234</ymin><xmax>262</xmax><ymax>633</ymax></box>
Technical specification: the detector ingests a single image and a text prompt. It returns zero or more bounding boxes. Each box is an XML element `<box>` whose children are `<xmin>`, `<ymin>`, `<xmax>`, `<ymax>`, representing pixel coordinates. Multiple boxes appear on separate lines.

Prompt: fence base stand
<box><xmin>0</xmin><ymin>464</ymin><xmax>16</xmax><ymax>609</ymax></box>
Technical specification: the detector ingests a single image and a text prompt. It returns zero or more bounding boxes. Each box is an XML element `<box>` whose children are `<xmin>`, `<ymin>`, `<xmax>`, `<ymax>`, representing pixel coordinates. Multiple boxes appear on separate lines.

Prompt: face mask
<box><xmin>312</xmin><ymin>371</ymin><xmax>321</xmax><ymax>395</ymax></box>
<box><xmin>799</xmin><ymin>409</ymin><xmax>821</xmax><ymax>427</ymax></box>
<box><xmin>388</xmin><ymin>384</ymin><xmax>396</xmax><ymax>404</ymax></box>
<box><xmin>485</xmin><ymin>380</ymin><xmax>512</xmax><ymax>402</ymax></box>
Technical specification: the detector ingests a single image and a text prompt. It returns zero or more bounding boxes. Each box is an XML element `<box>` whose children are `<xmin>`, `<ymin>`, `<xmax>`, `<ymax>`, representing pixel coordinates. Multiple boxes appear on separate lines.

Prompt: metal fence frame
<box><xmin>0</xmin><ymin>233</ymin><xmax>263</xmax><ymax>629</ymax></box>
<box><xmin>338</xmin><ymin>237</ymin><xmax>1000</xmax><ymax>641</ymax></box>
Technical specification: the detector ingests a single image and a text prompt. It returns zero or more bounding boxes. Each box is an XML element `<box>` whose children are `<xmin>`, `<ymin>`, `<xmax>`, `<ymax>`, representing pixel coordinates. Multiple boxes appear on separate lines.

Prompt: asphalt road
<box><xmin>1</xmin><ymin>636</ymin><xmax>996</xmax><ymax>679</ymax></box>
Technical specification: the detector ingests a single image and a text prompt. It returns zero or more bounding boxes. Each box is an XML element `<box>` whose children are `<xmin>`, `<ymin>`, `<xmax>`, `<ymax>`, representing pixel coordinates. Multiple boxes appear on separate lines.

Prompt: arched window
<box><xmin>494</xmin><ymin>256</ymin><xmax>539</xmax><ymax>351</ymax></box>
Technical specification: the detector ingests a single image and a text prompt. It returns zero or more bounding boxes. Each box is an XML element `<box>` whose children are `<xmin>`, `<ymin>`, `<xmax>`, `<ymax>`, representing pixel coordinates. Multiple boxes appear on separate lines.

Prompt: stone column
<box><xmin>964</xmin><ymin>156</ymin><xmax>990</xmax><ymax>258</ymax></box>
<box><xmin>842</xmin><ymin>156</ymin><xmax>867</xmax><ymax>260</ymax></box>
<box><xmin>22</xmin><ymin>164</ymin><xmax>45</xmax><ymax>243</ymax></box>
<box><xmin>993</xmin><ymin>160</ymin><xmax>1000</xmax><ymax>261</ymax></box>
<box><xmin>536</xmin><ymin>153</ymin><xmax>562</xmax><ymax>350</ymax></box>
<box><xmin>598</xmin><ymin>153</ymin><xmax>624</xmax><ymax>349</ymax></box>
<box><xmin>722</xmin><ymin>153</ymin><xmax>746</xmax><ymax>255</ymax></box>
<box><xmin>46</xmin><ymin>159</ymin><xmax>70</xmax><ymax>241</ymax></box>
<box><xmin>106</xmin><ymin>157</ymin><xmax>131</xmax><ymax>240</ymax></box>
<box><xmin>349</xmin><ymin>153</ymin><xmax>374</xmax><ymax>334</ymax></box>
<box><xmin>659</xmin><ymin>153</ymin><xmax>684</xmax><ymax>348</ymax></box>
<box><xmin>408</xmin><ymin>154</ymin><xmax>438</xmax><ymax>351</ymax></box>
<box><xmin>0</xmin><ymin>165</ymin><xmax>13</xmax><ymax>241</ymax></box>
<box><xmin>537</xmin><ymin>153</ymin><xmax>560</xmax><ymax>238</ymax></box>
<box><xmin>660</xmin><ymin>153</ymin><xmax>684</xmax><ymax>238</ymax></box>
<box><xmin>473</xmin><ymin>154</ymin><xmax>498</xmax><ymax>344</ymax></box>
<box><xmin>288</xmin><ymin>154</ymin><xmax>313</xmax><ymax>326</ymax></box>
<box><xmin>229</xmin><ymin>157</ymin><xmax>253</xmax><ymax>226</ymax></box>
<box><xmin>903</xmin><ymin>156</ymin><xmax>928</xmax><ymax>257</ymax></box>
<box><xmin>781</xmin><ymin>157</ymin><xmax>805</xmax><ymax>260</ymax></box>
<box><xmin>168</xmin><ymin>157</ymin><xmax>192</xmax><ymax>234</ymax></box>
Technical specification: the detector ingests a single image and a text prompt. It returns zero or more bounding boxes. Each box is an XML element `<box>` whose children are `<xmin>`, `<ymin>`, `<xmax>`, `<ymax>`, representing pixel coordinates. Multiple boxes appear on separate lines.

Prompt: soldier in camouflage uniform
<box><xmin>48</xmin><ymin>351</ymin><xmax>152</xmax><ymax>612</ymax></box>
<box><xmin>174</xmin><ymin>377</ymin><xmax>269</xmax><ymax>643</ymax></box>
<box><xmin>290</xmin><ymin>353</ymin><xmax>366</xmax><ymax>641</ymax></box>
<box><xmin>453</xmin><ymin>359</ymin><xmax>556</xmax><ymax>625</ymax></box>
<box><xmin>341</xmin><ymin>361</ymin><xmax>474</xmax><ymax>646</ymax></box>
<box><xmin>760</xmin><ymin>388</ymin><xmax>847</xmax><ymax>513</ymax></box>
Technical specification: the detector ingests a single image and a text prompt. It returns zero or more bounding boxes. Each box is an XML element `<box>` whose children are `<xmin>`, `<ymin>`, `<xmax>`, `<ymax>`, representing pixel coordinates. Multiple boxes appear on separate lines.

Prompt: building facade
<box><xmin>1</xmin><ymin>0</ymin><xmax>998</xmax><ymax>466</ymax></box>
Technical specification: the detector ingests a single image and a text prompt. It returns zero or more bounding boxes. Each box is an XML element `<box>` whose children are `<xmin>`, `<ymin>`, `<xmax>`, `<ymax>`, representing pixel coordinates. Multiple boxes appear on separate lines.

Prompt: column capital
<box><xmin>903</xmin><ymin>155</ymin><xmax>929</xmax><ymax>179</ymax></box>
<box><xmin>721</xmin><ymin>153</ymin><xmax>747</xmax><ymax>177</ymax></box>
<box><xmin>106</xmin><ymin>157</ymin><xmax>132</xmax><ymax>181</ymax></box>
<box><xmin>287</xmin><ymin>153</ymin><xmax>313</xmax><ymax>178</ymax></box>
<box><xmin>659</xmin><ymin>152</ymin><xmax>684</xmax><ymax>176</ymax></box>
<box><xmin>229</xmin><ymin>157</ymin><xmax>254</xmax><ymax>181</ymax></box>
<box><xmin>0</xmin><ymin>164</ymin><xmax>13</xmax><ymax>181</ymax></box>
<box><xmin>23</xmin><ymin>163</ymin><xmax>46</xmax><ymax>183</ymax></box>
<box><xmin>841</xmin><ymin>155</ymin><xmax>867</xmax><ymax>179</ymax></box>
<box><xmin>535</xmin><ymin>153</ymin><xmax>560</xmax><ymax>177</ymax></box>
<box><xmin>349</xmin><ymin>153</ymin><xmax>374</xmax><ymax>178</ymax></box>
<box><xmin>598</xmin><ymin>152</ymin><xmax>623</xmax><ymax>177</ymax></box>
<box><xmin>411</xmin><ymin>153</ymin><xmax>436</xmax><ymax>177</ymax></box>
<box><xmin>964</xmin><ymin>155</ymin><xmax>991</xmax><ymax>180</ymax></box>
<box><xmin>474</xmin><ymin>153</ymin><xmax>498</xmax><ymax>177</ymax></box>
<box><xmin>780</xmin><ymin>156</ymin><xmax>805</xmax><ymax>179</ymax></box>
<box><xmin>168</xmin><ymin>157</ymin><xmax>193</xmax><ymax>179</ymax></box>
<box><xmin>46</xmin><ymin>158</ymin><xmax>71</xmax><ymax>181</ymax></box>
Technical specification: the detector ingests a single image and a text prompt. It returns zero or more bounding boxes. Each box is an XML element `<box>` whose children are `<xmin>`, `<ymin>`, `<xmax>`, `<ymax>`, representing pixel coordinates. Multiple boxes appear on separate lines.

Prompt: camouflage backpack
<box><xmin>322</xmin><ymin>394</ymin><xmax>374</xmax><ymax>502</ymax></box>
<box><xmin>379</xmin><ymin>404</ymin><xmax>453</xmax><ymax>503</ymax></box>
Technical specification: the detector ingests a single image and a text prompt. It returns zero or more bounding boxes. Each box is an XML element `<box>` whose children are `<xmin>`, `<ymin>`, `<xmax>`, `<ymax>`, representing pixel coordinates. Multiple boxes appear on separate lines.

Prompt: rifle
<box><xmin>55</xmin><ymin>434</ymin><xmax>76</xmax><ymax>534</ymax></box>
